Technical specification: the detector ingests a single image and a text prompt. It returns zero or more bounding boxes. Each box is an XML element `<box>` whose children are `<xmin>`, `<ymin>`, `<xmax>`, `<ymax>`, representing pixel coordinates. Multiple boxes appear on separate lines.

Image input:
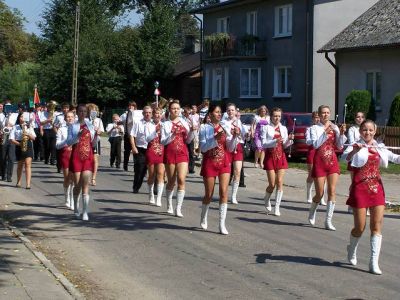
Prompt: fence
<box><xmin>376</xmin><ymin>126</ymin><xmax>400</xmax><ymax>154</ymax></box>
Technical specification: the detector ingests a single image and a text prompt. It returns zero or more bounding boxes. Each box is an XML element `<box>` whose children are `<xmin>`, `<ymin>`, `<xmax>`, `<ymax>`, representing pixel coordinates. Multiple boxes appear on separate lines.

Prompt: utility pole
<box><xmin>71</xmin><ymin>1</ymin><xmax>80</xmax><ymax>107</ymax></box>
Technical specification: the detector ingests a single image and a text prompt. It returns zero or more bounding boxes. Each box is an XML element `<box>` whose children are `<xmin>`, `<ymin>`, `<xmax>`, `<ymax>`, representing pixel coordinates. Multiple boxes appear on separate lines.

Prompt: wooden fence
<box><xmin>376</xmin><ymin>126</ymin><xmax>400</xmax><ymax>154</ymax></box>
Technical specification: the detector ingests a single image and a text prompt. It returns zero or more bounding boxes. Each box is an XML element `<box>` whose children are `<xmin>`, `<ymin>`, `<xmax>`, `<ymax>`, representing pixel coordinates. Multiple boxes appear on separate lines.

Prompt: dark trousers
<box><xmin>43</xmin><ymin>129</ymin><xmax>56</xmax><ymax>164</ymax></box>
<box><xmin>33</xmin><ymin>128</ymin><xmax>44</xmax><ymax>160</ymax></box>
<box><xmin>1</xmin><ymin>143</ymin><xmax>15</xmax><ymax>181</ymax></box>
<box><xmin>123</xmin><ymin>133</ymin><xmax>132</xmax><ymax>170</ymax></box>
<box><xmin>133</xmin><ymin>147</ymin><xmax>147</xmax><ymax>191</ymax></box>
<box><xmin>109</xmin><ymin>136</ymin><xmax>122</xmax><ymax>167</ymax></box>
<box><xmin>187</xmin><ymin>141</ymin><xmax>195</xmax><ymax>172</ymax></box>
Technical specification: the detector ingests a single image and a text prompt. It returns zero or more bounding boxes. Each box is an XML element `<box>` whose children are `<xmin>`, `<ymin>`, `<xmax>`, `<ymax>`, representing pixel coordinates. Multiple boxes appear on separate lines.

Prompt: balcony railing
<box><xmin>204</xmin><ymin>33</ymin><xmax>267</xmax><ymax>59</ymax></box>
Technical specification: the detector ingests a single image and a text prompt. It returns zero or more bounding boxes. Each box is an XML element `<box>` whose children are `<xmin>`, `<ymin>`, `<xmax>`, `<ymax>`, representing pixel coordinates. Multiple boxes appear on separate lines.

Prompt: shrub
<box><xmin>388</xmin><ymin>93</ymin><xmax>400</xmax><ymax>126</ymax></box>
<box><xmin>344</xmin><ymin>90</ymin><xmax>371</xmax><ymax>123</ymax></box>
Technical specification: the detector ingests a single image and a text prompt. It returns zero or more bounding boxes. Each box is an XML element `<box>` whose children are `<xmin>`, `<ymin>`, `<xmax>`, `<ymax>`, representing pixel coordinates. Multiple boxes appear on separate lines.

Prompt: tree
<box><xmin>388</xmin><ymin>93</ymin><xmax>400</xmax><ymax>126</ymax></box>
<box><xmin>344</xmin><ymin>90</ymin><xmax>372</xmax><ymax>124</ymax></box>
<box><xmin>0</xmin><ymin>0</ymin><xmax>34</xmax><ymax>67</ymax></box>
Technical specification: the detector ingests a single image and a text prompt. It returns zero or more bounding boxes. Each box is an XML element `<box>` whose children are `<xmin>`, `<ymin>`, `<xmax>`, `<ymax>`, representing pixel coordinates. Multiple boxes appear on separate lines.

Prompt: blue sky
<box><xmin>4</xmin><ymin>0</ymin><xmax>142</xmax><ymax>35</ymax></box>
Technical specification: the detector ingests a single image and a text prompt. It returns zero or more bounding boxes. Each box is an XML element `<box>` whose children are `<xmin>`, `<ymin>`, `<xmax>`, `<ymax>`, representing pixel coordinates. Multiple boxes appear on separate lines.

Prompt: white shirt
<box><xmin>39</xmin><ymin>111</ymin><xmax>53</xmax><ymax>129</ymax></box>
<box><xmin>5</xmin><ymin>113</ymin><xmax>18</xmax><ymax>127</ymax></box>
<box><xmin>54</xmin><ymin>113</ymin><xmax>66</xmax><ymax>128</ymax></box>
<box><xmin>130</xmin><ymin>119</ymin><xmax>153</xmax><ymax>149</ymax></box>
<box><xmin>199</xmin><ymin>123</ymin><xmax>237</xmax><ymax>153</ymax></box>
<box><xmin>0</xmin><ymin>112</ymin><xmax>6</xmax><ymax>127</ymax></box>
<box><xmin>261</xmin><ymin>123</ymin><xmax>293</xmax><ymax>149</ymax></box>
<box><xmin>10</xmin><ymin>124</ymin><xmax>36</xmax><ymax>141</ymax></box>
<box><xmin>120</xmin><ymin>110</ymin><xmax>134</xmax><ymax>134</ymax></box>
<box><xmin>310</xmin><ymin>123</ymin><xmax>346</xmax><ymax>149</ymax></box>
<box><xmin>56</xmin><ymin>125</ymin><xmax>69</xmax><ymax>149</ymax></box>
<box><xmin>92</xmin><ymin>117</ymin><xmax>105</xmax><ymax>143</ymax></box>
<box><xmin>106</xmin><ymin>123</ymin><xmax>124</xmax><ymax>137</ymax></box>
<box><xmin>347</xmin><ymin>125</ymin><xmax>360</xmax><ymax>145</ymax></box>
<box><xmin>221</xmin><ymin>118</ymin><xmax>247</xmax><ymax>144</ymax></box>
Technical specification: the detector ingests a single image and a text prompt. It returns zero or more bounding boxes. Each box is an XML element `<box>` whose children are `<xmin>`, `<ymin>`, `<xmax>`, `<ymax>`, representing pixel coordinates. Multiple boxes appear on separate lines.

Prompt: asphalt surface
<box><xmin>1</xmin><ymin>153</ymin><xmax>399</xmax><ymax>299</ymax></box>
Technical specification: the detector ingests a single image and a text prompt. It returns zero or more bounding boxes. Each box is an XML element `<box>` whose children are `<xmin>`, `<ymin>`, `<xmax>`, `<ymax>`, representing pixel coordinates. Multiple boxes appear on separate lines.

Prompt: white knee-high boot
<box><xmin>176</xmin><ymin>190</ymin><xmax>185</xmax><ymax>218</ymax></box>
<box><xmin>347</xmin><ymin>234</ymin><xmax>361</xmax><ymax>266</ymax></box>
<box><xmin>306</xmin><ymin>181</ymin><xmax>313</xmax><ymax>203</ymax></box>
<box><xmin>219</xmin><ymin>203</ymin><xmax>228</xmax><ymax>235</ymax></box>
<box><xmin>82</xmin><ymin>194</ymin><xmax>90</xmax><ymax>221</ymax></box>
<box><xmin>69</xmin><ymin>184</ymin><xmax>74</xmax><ymax>210</ymax></box>
<box><xmin>200</xmin><ymin>203</ymin><xmax>209</xmax><ymax>230</ymax></box>
<box><xmin>148</xmin><ymin>183</ymin><xmax>155</xmax><ymax>205</ymax></box>
<box><xmin>156</xmin><ymin>183</ymin><xmax>164</xmax><ymax>207</ymax></box>
<box><xmin>264</xmin><ymin>190</ymin><xmax>272</xmax><ymax>212</ymax></box>
<box><xmin>325</xmin><ymin>201</ymin><xmax>336</xmax><ymax>231</ymax></box>
<box><xmin>166</xmin><ymin>189</ymin><xmax>174</xmax><ymax>215</ymax></box>
<box><xmin>308</xmin><ymin>201</ymin><xmax>318</xmax><ymax>226</ymax></box>
<box><xmin>64</xmin><ymin>186</ymin><xmax>71</xmax><ymax>208</ymax></box>
<box><xmin>73</xmin><ymin>187</ymin><xmax>81</xmax><ymax>218</ymax></box>
<box><xmin>231</xmin><ymin>181</ymin><xmax>239</xmax><ymax>204</ymax></box>
<box><xmin>274</xmin><ymin>190</ymin><xmax>283</xmax><ymax>216</ymax></box>
<box><xmin>369</xmin><ymin>234</ymin><xmax>383</xmax><ymax>275</ymax></box>
<box><xmin>321</xmin><ymin>182</ymin><xmax>327</xmax><ymax>206</ymax></box>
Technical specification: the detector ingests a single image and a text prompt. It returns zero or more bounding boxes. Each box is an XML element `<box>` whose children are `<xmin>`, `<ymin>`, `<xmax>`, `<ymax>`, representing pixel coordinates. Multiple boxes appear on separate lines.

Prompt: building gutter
<box><xmin>324</xmin><ymin>52</ymin><xmax>339</xmax><ymax>116</ymax></box>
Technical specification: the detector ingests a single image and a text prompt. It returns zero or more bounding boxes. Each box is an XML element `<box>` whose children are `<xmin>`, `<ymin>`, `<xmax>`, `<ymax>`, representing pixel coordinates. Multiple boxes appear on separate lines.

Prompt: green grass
<box><xmin>288</xmin><ymin>160</ymin><xmax>400</xmax><ymax>175</ymax></box>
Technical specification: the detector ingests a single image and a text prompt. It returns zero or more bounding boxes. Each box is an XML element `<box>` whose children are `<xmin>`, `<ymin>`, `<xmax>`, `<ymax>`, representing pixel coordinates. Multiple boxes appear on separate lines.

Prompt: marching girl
<box><xmin>308</xmin><ymin>105</ymin><xmax>346</xmax><ymax>230</ymax></box>
<box><xmin>342</xmin><ymin>120</ymin><xmax>400</xmax><ymax>275</ymax></box>
<box><xmin>160</xmin><ymin>100</ymin><xmax>194</xmax><ymax>217</ymax></box>
<box><xmin>66</xmin><ymin>104</ymin><xmax>95</xmax><ymax>221</ymax></box>
<box><xmin>56</xmin><ymin>111</ymin><xmax>75</xmax><ymax>210</ymax></box>
<box><xmin>261</xmin><ymin>108</ymin><xmax>293</xmax><ymax>216</ymax></box>
<box><xmin>87</xmin><ymin>103</ymin><xmax>104</xmax><ymax>186</ymax></box>
<box><xmin>221</xmin><ymin>103</ymin><xmax>247</xmax><ymax>204</ymax></box>
<box><xmin>252</xmin><ymin>105</ymin><xmax>270</xmax><ymax>168</ymax></box>
<box><xmin>305</xmin><ymin>112</ymin><xmax>327</xmax><ymax>205</ymax></box>
<box><xmin>347</xmin><ymin>112</ymin><xmax>365</xmax><ymax>144</ymax></box>
<box><xmin>145</xmin><ymin>107</ymin><xmax>165</xmax><ymax>207</ymax></box>
<box><xmin>199</xmin><ymin>104</ymin><xmax>238</xmax><ymax>234</ymax></box>
<box><xmin>10</xmin><ymin>113</ymin><xmax>36</xmax><ymax>189</ymax></box>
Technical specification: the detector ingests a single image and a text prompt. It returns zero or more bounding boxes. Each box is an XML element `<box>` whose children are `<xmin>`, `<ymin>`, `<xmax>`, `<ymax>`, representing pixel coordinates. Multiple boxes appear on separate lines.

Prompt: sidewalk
<box><xmin>0</xmin><ymin>220</ymin><xmax>75</xmax><ymax>299</ymax></box>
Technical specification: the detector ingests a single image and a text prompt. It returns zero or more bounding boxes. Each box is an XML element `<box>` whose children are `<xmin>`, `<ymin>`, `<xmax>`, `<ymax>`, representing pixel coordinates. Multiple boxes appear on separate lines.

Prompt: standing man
<box><xmin>32</xmin><ymin>104</ymin><xmax>44</xmax><ymax>161</ymax></box>
<box><xmin>1</xmin><ymin>111</ymin><xmax>17</xmax><ymax>182</ymax></box>
<box><xmin>106</xmin><ymin>114</ymin><xmax>124</xmax><ymax>168</ymax></box>
<box><xmin>40</xmin><ymin>102</ymin><xmax>57</xmax><ymax>165</ymax></box>
<box><xmin>120</xmin><ymin>101</ymin><xmax>137</xmax><ymax>171</ymax></box>
<box><xmin>130</xmin><ymin>106</ymin><xmax>152</xmax><ymax>193</ymax></box>
<box><xmin>182</xmin><ymin>106</ymin><xmax>196</xmax><ymax>174</ymax></box>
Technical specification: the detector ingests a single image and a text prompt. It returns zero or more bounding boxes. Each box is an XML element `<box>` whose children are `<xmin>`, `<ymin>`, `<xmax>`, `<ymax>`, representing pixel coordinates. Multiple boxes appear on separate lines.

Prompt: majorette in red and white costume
<box><xmin>260</xmin><ymin>122</ymin><xmax>293</xmax><ymax>216</ymax></box>
<box><xmin>199</xmin><ymin>120</ymin><xmax>238</xmax><ymax>235</ymax></box>
<box><xmin>160</xmin><ymin>117</ymin><xmax>194</xmax><ymax>217</ymax></box>
<box><xmin>307</xmin><ymin>122</ymin><xmax>346</xmax><ymax>230</ymax></box>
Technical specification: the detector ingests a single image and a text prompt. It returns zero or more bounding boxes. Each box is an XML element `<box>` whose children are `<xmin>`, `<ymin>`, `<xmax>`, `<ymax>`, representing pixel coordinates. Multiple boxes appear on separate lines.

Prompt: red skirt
<box><xmin>230</xmin><ymin>143</ymin><xmax>244</xmax><ymax>162</ymax></box>
<box><xmin>200</xmin><ymin>152</ymin><xmax>231</xmax><ymax>177</ymax></box>
<box><xmin>306</xmin><ymin>146</ymin><xmax>315</xmax><ymax>165</ymax></box>
<box><xmin>59</xmin><ymin>147</ymin><xmax>72</xmax><ymax>170</ymax></box>
<box><xmin>146</xmin><ymin>146</ymin><xmax>164</xmax><ymax>165</ymax></box>
<box><xmin>263</xmin><ymin>147</ymin><xmax>288</xmax><ymax>171</ymax></box>
<box><xmin>164</xmin><ymin>140</ymin><xmax>189</xmax><ymax>164</ymax></box>
<box><xmin>311</xmin><ymin>150</ymin><xmax>340</xmax><ymax>178</ymax></box>
<box><xmin>69</xmin><ymin>144</ymin><xmax>94</xmax><ymax>173</ymax></box>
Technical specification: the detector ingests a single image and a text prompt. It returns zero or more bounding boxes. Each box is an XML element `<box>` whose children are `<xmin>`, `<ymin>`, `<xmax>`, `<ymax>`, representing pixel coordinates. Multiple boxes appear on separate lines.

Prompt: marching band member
<box><xmin>261</xmin><ymin>107</ymin><xmax>293</xmax><ymax>216</ymax></box>
<box><xmin>199</xmin><ymin>104</ymin><xmax>238</xmax><ymax>235</ymax></box>
<box><xmin>252</xmin><ymin>105</ymin><xmax>270</xmax><ymax>168</ymax></box>
<box><xmin>145</xmin><ymin>107</ymin><xmax>165</xmax><ymax>206</ymax></box>
<box><xmin>130</xmin><ymin>106</ymin><xmax>153</xmax><ymax>194</ymax></box>
<box><xmin>342</xmin><ymin>120</ymin><xmax>400</xmax><ymax>275</ymax></box>
<box><xmin>182</xmin><ymin>106</ymin><xmax>196</xmax><ymax>174</ymax></box>
<box><xmin>9</xmin><ymin>113</ymin><xmax>36</xmax><ymax>189</ymax></box>
<box><xmin>40</xmin><ymin>101</ymin><xmax>57</xmax><ymax>165</ymax></box>
<box><xmin>56</xmin><ymin>111</ymin><xmax>75</xmax><ymax>209</ymax></box>
<box><xmin>87</xmin><ymin>103</ymin><xmax>104</xmax><ymax>186</ymax></box>
<box><xmin>106</xmin><ymin>114</ymin><xmax>124</xmax><ymax>168</ymax></box>
<box><xmin>1</xmin><ymin>111</ymin><xmax>17</xmax><ymax>182</ymax></box>
<box><xmin>32</xmin><ymin>104</ymin><xmax>44</xmax><ymax>161</ymax></box>
<box><xmin>66</xmin><ymin>104</ymin><xmax>95</xmax><ymax>221</ymax></box>
<box><xmin>222</xmin><ymin>103</ymin><xmax>247</xmax><ymax>204</ymax></box>
<box><xmin>305</xmin><ymin>111</ymin><xmax>327</xmax><ymax>205</ymax></box>
<box><xmin>308</xmin><ymin>105</ymin><xmax>346</xmax><ymax>230</ymax></box>
<box><xmin>54</xmin><ymin>102</ymin><xmax>70</xmax><ymax>173</ymax></box>
<box><xmin>347</xmin><ymin>112</ymin><xmax>366</xmax><ymax>145</ymax></box>
<box><xmin>160</xmin><ymin>100</ymin><xmax>194</xmax><ymax>217</ymax></box>
<box><xmin>120</xmin><ymin>101</ymin><xmax>137</xmax><ymax>171</ymax></box>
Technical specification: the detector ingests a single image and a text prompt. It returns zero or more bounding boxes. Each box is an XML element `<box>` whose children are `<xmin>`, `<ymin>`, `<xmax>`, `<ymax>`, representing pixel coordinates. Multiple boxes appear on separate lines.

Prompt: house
<box><xmin>192</xmin><ymin>0</ymin><xmax>378</xmax><ymax>113</ymax></box>
<box><xmin>318</xmin><ymin>0</ymin><xmax>400</xmax><ymax>124</ymax></box>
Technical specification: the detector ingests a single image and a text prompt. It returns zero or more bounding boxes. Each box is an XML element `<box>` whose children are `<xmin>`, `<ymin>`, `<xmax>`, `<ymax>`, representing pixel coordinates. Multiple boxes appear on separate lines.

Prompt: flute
<box><xmin>288</xmin><ymin>118</ymin><xmax>296</xmax><ymax>158</ymax></box>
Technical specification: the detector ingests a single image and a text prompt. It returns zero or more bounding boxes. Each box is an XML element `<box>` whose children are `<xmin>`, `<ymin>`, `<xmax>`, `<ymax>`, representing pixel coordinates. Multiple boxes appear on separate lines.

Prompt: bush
<box><xmin>388</xmin><ymin>93</ymin><xmax>400</xmax><ymax>126</ymax></box>
<box><xmin>344</xmin><ymin>90</ymin><xmax>372</xmax><ymax>123</ymax></box>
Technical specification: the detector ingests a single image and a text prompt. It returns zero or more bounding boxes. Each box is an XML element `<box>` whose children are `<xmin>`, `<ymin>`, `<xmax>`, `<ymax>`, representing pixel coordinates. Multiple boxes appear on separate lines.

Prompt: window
<box><xmin>274</xmin><ymin>66</ymin><xmax>292</xmax><ymax>97</ymax></box>
<box><xmin>247</xmin><ymin>11</ymin><xmax>257</xmax><ymax>35</ymax></box>
<box><xmin>240</xmin><ymin>68</ymin><xmax>261</xmax><ymax>98</ymax></box>
<box><xmin>217</xmin><ymin>17</ymin><xmax>230</xmax><ymax>33</ymax></box>
<box><xmin>274</xmin><ymin>4</ymin><xmax>292</xmax><ymax>37</ymax></box>
<box><xmin>212</xmin><ymin>68</ymin><xmax>222</xmax><ymax>101</ymax></box>
<box><xmin>366</xmin><ymin>71</ymin><xmax>382</xmax><ymax>110</ymax></box>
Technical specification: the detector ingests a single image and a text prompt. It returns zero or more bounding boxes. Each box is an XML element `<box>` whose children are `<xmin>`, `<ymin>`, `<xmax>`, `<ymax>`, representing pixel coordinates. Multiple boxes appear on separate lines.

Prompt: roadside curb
<box><xmin>1</xmin><ymin>219</ymin><xmax>85</xmax><ymax>300</ymax></box>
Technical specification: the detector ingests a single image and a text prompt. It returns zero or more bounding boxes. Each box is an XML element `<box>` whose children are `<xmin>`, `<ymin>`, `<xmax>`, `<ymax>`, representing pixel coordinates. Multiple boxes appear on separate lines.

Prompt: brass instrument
<box><xmin>21</xmin><ymin>123</ymin><xmax>30</xmax><ymax>152</ymax></box>
<box><xmin>47</xmin><ymin>100</ymin><xmax>59</xmax><ymax>122</ymax></box>
<box><xmin>1</xmin><ymin>127</ymin><xmax>11</xmax><ymax>145</ymax></box>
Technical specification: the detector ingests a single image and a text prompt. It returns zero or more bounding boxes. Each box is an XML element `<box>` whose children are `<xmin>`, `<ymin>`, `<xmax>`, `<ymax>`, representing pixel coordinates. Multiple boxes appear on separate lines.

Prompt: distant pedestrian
<box><xmin>106</xmin><ymin>114</ymin><xmax>124</xmax><ymax>168</ymax></box>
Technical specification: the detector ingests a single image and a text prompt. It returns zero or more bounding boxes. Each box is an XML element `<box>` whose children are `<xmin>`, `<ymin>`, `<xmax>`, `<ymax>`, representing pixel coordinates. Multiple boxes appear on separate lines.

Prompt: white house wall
<box><xmin>312</xmin><ymin>0</ymin><xmax>378</xmax><ymax>114</ymax></box>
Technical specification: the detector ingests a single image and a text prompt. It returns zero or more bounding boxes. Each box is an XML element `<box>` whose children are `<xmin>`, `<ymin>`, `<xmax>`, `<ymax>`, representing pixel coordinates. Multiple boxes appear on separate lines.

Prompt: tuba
<box><xmin>47</xmin><ymin>100</ymin><xmax>59</xmax><ymax>122</ymax></box>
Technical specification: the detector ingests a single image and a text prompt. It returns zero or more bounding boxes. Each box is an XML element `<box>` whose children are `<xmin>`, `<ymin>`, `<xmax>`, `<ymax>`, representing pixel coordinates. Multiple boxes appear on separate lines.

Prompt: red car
<box><xmin>281</xmin><ymin>112</ymin><xmax>313</xmax><ymax>158</ymax></box>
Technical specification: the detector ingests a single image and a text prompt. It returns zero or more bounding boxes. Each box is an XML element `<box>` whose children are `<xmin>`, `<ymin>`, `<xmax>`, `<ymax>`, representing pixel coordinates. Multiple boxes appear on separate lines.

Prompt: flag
<box><xmin>34</xmin><ymin>85</ymin><xmax>40</xmax><ymax>104</ymax></box>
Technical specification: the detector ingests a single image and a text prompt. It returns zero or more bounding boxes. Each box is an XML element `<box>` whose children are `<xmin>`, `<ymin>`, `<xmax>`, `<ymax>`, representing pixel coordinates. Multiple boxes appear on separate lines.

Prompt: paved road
<box><xmin>1</xmin><ymin>154</ymin><xmax>399</xmax><ymax>299</ymax></box>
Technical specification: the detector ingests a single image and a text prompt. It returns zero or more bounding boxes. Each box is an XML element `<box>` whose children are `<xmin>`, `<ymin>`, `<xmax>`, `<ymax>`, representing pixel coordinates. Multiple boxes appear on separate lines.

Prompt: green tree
<box><xmin>388</xmin><ymin>93</ymin><xmax>400</xmax><ymax>126</ymax></box>
<box><xmin>344</xmin><ymin>90</ymin><xmax>372</xmax><ymax>124</ymax></box>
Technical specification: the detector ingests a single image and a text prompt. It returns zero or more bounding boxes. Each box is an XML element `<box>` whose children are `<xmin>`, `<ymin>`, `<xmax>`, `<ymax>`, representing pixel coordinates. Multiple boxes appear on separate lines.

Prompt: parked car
<box><xmin>281</xmin><ymin>112</ymin><xmax>313</xmax><ymax>158</ymax></box>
